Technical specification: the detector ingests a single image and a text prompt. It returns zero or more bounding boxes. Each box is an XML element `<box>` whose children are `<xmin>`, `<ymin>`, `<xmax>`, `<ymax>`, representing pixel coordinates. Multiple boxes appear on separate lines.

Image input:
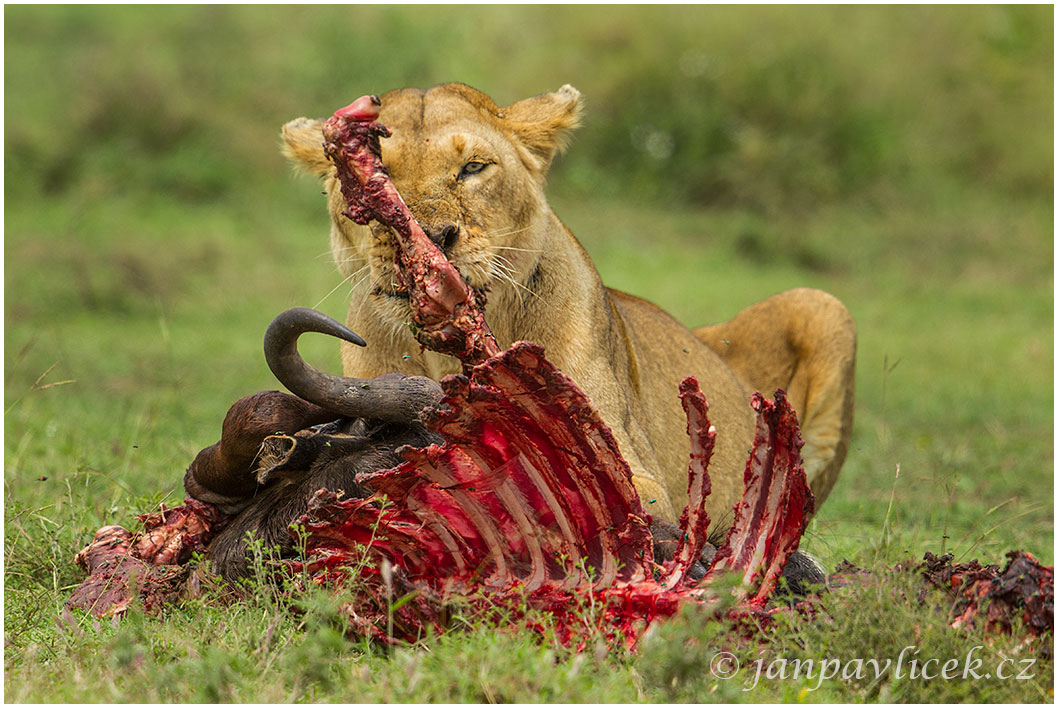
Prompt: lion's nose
<box><xmin>425</xmin><ymin>223</ymin><xmax>460</xmax><ymax>253</ymax></box>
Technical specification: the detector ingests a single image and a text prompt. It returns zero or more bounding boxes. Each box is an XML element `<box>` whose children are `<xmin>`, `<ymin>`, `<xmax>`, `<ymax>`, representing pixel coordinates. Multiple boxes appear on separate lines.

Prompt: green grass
<box><xmin>5</xmin><ymin>5</ymin><xmax>1052</xmax><ymax>702</ymax></box>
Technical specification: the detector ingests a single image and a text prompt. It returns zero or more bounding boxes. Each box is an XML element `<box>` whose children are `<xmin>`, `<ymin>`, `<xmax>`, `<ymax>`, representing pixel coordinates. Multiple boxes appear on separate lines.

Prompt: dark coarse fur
<box><xmin>206</xmin><ymin>417</ymin><xmax>440</xmax><ymax>582</ymax></box>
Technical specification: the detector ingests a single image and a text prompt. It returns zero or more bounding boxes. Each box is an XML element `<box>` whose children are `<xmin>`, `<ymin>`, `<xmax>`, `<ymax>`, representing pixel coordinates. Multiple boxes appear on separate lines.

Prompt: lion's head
<box><xmin>282</xmin><ymin>83</ymin><xmax>581</xmax><ymax>328</ymax></box>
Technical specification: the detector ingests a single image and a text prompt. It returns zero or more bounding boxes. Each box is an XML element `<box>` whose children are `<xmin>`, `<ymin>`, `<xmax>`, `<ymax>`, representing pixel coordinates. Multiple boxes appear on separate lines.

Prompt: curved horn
<box><xmin>264</xmin><ymin>307</ymin><xmax>443</xmax><ymax>422</ymax></box>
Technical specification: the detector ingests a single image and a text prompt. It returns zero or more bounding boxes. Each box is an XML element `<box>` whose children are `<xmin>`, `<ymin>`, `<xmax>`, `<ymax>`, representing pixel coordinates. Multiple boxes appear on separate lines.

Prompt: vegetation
<box><xmin>5</xmin><ymin>5</ymin><xmax>1052</xmax><ymax>702</ymax></box>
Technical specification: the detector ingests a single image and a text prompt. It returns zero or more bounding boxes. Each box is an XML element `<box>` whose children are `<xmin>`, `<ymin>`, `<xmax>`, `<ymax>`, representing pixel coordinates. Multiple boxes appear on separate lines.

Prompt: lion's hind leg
<box><xmin>694</xmin><ymin>288</ymin><xmax>856</xmax><ymax>508</ymax></box>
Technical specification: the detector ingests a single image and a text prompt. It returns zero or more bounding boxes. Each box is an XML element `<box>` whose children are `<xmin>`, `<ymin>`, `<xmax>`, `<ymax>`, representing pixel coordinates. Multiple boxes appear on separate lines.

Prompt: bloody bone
<box><xmin>289</xmin><ymin>353</ymin><xmax>807</xmax><ymax>646</ymax></box>
<box><xmin>703</xmin><ymin>390</ymin><xmax>814</xmax><ymax>605</ymax></box>
<box><xmin>299</xmin><ymin>342</ymin><xmax>656</xmax><ymax>593</ymax></box>
<box><xmin>656</xmin><ymin>379</ymin><xmax>717</xmax><ymax>590</ymax></box>
<box><xmin>321</xmin><ymin>96</ymin><xmax>499</xmax><ymax>364</ymax></box>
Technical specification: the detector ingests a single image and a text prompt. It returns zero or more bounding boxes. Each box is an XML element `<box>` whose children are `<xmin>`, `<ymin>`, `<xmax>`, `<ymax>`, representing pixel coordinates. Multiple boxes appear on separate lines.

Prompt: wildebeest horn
<box><xmin>264</xmin><ymin>307</ymin><xmax>443</xmax><ymax>422</ymax></box>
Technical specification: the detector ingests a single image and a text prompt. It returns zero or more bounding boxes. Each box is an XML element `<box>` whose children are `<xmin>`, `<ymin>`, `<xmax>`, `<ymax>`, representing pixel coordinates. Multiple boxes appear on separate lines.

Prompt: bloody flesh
<box><xmin>68</xmin><ymin>498</ymin><xmax>227</xmax><ymax>617</ymax></box>
<box><xmin>321</xmin><ymin>95</ymin><xmax>499</xmax><ymax>365</ymax></box>
<box><xmin>916</xmin><ymin>550</ymin><xmax>1054</xmax><ymax>640</ymax></box>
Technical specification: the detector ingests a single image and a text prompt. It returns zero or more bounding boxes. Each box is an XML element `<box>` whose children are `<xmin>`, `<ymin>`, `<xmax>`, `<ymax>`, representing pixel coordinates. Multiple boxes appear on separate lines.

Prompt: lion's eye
<box><xmin>458</xmin><ymin>161</ymin><xmax>489</xmax><ymax>179</ymax></box>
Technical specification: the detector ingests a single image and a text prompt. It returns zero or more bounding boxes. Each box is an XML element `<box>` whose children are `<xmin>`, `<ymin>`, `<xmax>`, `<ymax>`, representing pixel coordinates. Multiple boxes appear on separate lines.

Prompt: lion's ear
<box><xmin>281</xmin><ymin>117</ymin><xmax>332</xmax><ymax>176</ymax></box>
<box><xmin>502</xmin><ymin>84</ymin><xmax>583</xmax><ymax>173</ymax></box>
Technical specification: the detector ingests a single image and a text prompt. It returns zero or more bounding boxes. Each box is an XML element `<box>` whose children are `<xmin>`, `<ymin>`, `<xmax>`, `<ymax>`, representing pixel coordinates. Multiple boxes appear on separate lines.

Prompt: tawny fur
<box><xmin>282</xmin><ymin>83</ymin><xmax>856</xmax><ymax>526</ymax></box>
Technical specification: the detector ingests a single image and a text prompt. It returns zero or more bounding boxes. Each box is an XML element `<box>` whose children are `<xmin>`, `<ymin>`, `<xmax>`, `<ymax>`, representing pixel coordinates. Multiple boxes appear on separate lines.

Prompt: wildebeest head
<box><xmin>185</xmin><ymin>307</ymin><xmax>443</xmax><ymax>581</ymax></box>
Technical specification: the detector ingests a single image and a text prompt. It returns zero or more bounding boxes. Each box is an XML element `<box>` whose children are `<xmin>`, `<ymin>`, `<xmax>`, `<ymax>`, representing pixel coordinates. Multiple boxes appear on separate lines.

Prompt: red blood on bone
<box><xmin>333</xmin><ymin>95</ymin><xmax>381</xmax><ymax>121</ymax></box>
<box><xmin>704</xmin><ymin>391</ymin><xmax>814</xmax><ymax>605</ymax></box>
<box><xmin>658</xmin><ymin>377</ymin><xmax>715</xmax><ymax>589</ymax></box>
<box><xmin>322</xmin><ymin>97</ymin><xmax>499</xmax><ymax>365</ymax></box>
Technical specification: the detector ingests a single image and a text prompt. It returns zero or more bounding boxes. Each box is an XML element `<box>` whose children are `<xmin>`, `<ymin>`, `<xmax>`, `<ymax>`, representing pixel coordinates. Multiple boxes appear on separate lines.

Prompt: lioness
<box><xmin>282</xmin><ymin>83</ymin><xmax>856</xmax><ymax>532</ymax></box>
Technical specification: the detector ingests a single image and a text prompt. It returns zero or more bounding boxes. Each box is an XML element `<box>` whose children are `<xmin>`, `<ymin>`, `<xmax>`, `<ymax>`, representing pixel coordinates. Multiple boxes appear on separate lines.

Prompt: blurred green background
<box><xmin>5</xmin><ymin>5</ymin><xmax>1053</xmax><ymax>578</ymax></box>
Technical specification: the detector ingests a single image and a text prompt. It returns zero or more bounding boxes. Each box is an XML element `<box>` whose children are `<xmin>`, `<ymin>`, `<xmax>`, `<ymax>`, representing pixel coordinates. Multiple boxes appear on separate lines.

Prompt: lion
<box><xmin>281</xmin><ymin>83</ymin><xmax>856</xmax><ymax>535</ymax></box>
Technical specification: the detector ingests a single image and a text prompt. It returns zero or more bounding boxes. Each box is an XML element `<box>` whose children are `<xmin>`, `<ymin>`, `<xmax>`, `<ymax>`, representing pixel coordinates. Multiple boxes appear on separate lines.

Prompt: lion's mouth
<box><xmin>370</xmin><ymin>262</ymin><xmax>484</xmax><ymax>303</ymax></box>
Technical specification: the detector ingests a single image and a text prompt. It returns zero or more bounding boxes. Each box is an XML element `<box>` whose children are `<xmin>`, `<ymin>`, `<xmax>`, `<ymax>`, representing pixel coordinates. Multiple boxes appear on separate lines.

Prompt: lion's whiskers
<box><xmin>490</xmin><ymin>244</ymin><xmax>540</xmax><ymax>254</ymax></box>
<box><xmin>487</xmin><ymin>253</ymin><xmax>538</xmax><ymax>299</ymax></box>
<box><xmin>347</xmin><ymin>265</ymin><xmax>373</xmax><ymax>295</ymax></box>
<box><xmin>328</xmin><ymin>244</ymin><xmax>369</xmax><ymax>261</ymax></box>
<box><xmin>313</xmin><ymin>263</ymin><xmax>370</xmax><ymax>310</ymax></box>
<box><xmin>483</xmin><ymin>225</ymin><xmax>533</xmax><ymax>241</ymax></box>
